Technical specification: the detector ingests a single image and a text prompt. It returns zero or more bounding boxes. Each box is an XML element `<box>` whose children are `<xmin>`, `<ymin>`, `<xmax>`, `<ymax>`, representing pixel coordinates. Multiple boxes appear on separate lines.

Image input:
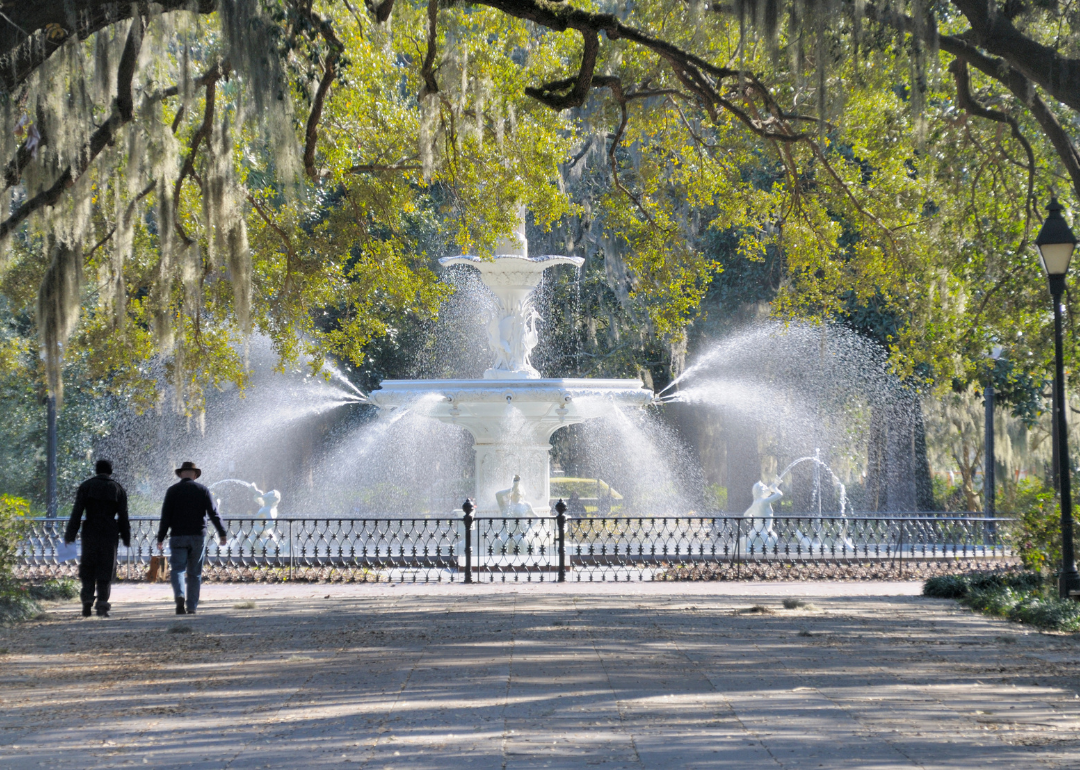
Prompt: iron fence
<box><xmin>16</xmin><ymin>512</ymin><xmax>1017</xmax><ymax>584</ymax></box>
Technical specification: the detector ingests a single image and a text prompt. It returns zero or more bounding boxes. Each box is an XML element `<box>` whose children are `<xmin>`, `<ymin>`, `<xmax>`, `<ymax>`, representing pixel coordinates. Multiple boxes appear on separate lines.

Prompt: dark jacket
<box><xmin>156</xmin><ymin>479</ymin><xmax>227</xmax><ymax>542</ymax></box>
<box><xmin>66</xmin><ymin>474</ymin><xmax>130</xmax><ymax>546</ymax></box>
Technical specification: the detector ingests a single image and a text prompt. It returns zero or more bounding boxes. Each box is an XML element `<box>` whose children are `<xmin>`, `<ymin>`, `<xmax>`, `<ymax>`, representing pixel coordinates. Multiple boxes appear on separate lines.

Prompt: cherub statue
<box><xmin>492</xmin><ymin>474</ymin><xmax>538</xmax><ymax>548</ymax></box>
<box><xmin>741</xmin><ymin>480</ymin><xmax>781</xmax><ymax>555</ymax></box>
<box><xmin>222</xmin><ymin>484</ymin><xmax>285</xmax><ymax>556</ymax></box>
<box><xmin>495</xmin><ymin>475</ymin><xmax>535</xmax><ymax>518</ymax></box>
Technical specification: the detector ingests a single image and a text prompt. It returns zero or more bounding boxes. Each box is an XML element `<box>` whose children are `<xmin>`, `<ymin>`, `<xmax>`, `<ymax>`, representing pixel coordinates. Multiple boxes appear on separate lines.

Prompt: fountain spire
<box><xmin>439</xmin><ymin>208</ymin><xmax>582</xmax><ymax>380</ymax></box>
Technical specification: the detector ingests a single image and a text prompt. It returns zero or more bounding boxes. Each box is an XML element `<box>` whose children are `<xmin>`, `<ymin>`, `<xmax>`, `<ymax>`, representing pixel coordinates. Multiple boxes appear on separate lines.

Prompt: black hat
<box><xmin>175</xmin><ymin>461</ymin><xmax>202</xmax><ymax>479</ymax></box>
<box><xmin>95</xmin><ymin>459</ymin><xmax>113</xmax><ymax>475</ymax></box>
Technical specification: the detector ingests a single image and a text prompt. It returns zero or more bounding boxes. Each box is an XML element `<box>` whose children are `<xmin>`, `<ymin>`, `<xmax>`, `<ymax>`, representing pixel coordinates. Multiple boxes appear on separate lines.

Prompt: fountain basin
<box><xmin>370</xmin><ymin>378</ymin><xmax>653</xmax><ymax>512</ymax></box>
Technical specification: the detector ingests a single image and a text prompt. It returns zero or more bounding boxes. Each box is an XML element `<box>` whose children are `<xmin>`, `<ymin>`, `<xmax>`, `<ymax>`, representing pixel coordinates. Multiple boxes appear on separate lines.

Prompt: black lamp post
<box><xmin>1035</xmin><ymin>197</ymin><xmax>1080</xmax><ymax>599</ymax></box>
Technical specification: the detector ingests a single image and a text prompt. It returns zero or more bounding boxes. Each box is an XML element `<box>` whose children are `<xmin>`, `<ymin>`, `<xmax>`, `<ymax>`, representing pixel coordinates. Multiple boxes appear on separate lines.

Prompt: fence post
<box><xmin>462</xmin><ymin>498</ymin><xmax>474</xmax><ymax>584</ymax></box>
<box><xmin>898</xmin><ymin>517</ymin><xmax>904</xmax><ymax>579</ymax></box>
<box><xmin>555</xmin><ymin>498</ymin><xmax>567</xmax><ymax>583</ymax></box>
<box><xmin>288</xmin><ymin>519</ymin><xmax>294</xmax><ymax>582</ymax></box>
<box><xmin>735</xmin><ymin>516</ymin><xmax>743</xmax><ymax>579</ymax></box>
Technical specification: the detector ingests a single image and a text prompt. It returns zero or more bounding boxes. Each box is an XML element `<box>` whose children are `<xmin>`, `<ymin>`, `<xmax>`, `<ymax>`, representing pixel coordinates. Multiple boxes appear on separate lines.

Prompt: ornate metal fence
<box><xmin>16</xmin><ymin>513</ymin><xmax>1016</xmax><ymax>584</ymax></box>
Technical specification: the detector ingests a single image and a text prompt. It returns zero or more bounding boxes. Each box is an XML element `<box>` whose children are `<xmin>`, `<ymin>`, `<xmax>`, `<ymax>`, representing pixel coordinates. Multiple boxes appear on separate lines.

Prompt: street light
<box><xmin>1035</xmin><ymin>197</ymin><xmax>1080</xmax><ymax>599</ymax></box>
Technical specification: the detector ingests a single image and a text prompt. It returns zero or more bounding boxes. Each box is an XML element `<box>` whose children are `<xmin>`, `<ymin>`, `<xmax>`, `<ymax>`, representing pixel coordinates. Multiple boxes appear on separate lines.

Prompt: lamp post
<box><xmin>984</xmin><ymin>347</ymin><xmax>1003</xmax><ymax>519</ymax></box>
<box><xmin>1035</xmin><ymin>197</ymin><xmax>1080</xmax><ymax>599</ymax></box>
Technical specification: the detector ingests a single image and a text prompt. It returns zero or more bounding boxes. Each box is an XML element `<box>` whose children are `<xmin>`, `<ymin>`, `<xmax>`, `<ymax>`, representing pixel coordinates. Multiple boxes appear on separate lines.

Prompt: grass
<box><xmin>924</xmin><ymin>572</ymin><xmax>1080</xmax><ymax>632</ymax></box>
<box><xmin>782</xmin><ymin>598</ymin><xmax>817</xmax><ymax>610</ymax></box>
<box><xmin>233</xmin><ymin>600</ymin><xmax>257</xmax><ymax>609</ymax></box>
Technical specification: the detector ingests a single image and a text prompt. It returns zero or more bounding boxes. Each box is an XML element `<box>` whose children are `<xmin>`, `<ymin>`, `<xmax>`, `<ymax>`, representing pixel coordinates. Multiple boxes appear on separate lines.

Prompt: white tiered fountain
<box><xmin>369</xmin><ymin>218</ymin><xmax>655</xmax><ymax>514</ymax></box>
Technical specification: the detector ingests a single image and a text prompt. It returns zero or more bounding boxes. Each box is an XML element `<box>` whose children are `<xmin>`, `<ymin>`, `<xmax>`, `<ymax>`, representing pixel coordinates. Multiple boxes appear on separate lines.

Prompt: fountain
<box><xmin>369</xmin><ymin>216</ymin><xmax>655</xmax><ymax>514</ymax></box>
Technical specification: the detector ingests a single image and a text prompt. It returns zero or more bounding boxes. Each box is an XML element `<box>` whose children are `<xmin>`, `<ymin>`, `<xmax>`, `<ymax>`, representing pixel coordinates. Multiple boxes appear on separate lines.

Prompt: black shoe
<box><xmin>82</xmin><ymin>603</ymin><xmax>93</xmax><ymax>617</ymax></box>
<box><xmin>175</xmin><ymin>598</ymin><xmax>187</xmax><ymax>615</ymax></box>
<box><xmin>186</xmin><ymin>607</ymin><xmax>196</xmax><ymax>616</ymax></box>
<box><xmin>96</xmin><ymin>608</ymin><xmax>110</xmax><ymax>618</ymax></box>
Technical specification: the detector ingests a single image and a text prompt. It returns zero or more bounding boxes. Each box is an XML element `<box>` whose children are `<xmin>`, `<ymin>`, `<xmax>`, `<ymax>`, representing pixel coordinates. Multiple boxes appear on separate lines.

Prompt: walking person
<box><xmin>156</xmin><ymin>461</ymin><xmax>227</xmax><ymax>615</ymax></box>
<box><xmin>64</xmin><ymin>460</ymin><xmax>130</xmax><ymax>618</ymax></box>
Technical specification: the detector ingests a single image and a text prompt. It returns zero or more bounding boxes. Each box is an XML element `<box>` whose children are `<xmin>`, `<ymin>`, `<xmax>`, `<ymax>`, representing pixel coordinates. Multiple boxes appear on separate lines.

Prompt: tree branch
<box><xmin>302</xmin><ymin>10</ymin><xmax>346</xmax><ymax>181</ymax></box>
<box><xmin>525</xmin><ymin>30</ymin><xmax>600</xmax><ymax>110</ymax></box>
<box><xmin>419</xmin><ymin>0</ymin><xmax>440</xmax><ymax>97</ymax></box>
<box><xmin>0</xmin><ymin>12</ymin><xmax>145</xmax><ymax>241</ymax></box>
<box><xmin>940</xmin><ymin>36</ymin><xmax>1080</xmax><ymax>202</ymax></box>
<box><xmin>174</xmin><ymin>76</ymin><xmax>220</xmax><ymax>244</ymax></box>
<box><xmin>948</xmin><ymin>59</ymin><xmax>1036</xmax><ymax>237</ymax></box>
<box><xmin>364</xmin><ymin>0</ymin><xmax>396</xmax><ymax>24</ymax></box>
<box><xmin>0</xmin><ymin>0</ymin><xmax>216</xmax><ymax>95</ymax></box>
<box><xmin>948</xmin><ymin>0</ymin><xmax>1080</xmax><ymax>116</ymax></box>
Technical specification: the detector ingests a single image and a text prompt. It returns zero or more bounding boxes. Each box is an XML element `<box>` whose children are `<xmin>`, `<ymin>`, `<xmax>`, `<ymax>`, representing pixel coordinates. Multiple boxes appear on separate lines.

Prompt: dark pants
<box><xmin>78</xmin><ymin>536</ymin><xmax>117</xmax><ymax>611</ymax></box>
<box><xmin>169</xmin><ymin>535</ymin><xmax>206</xmax><ymax>612</ymax></box>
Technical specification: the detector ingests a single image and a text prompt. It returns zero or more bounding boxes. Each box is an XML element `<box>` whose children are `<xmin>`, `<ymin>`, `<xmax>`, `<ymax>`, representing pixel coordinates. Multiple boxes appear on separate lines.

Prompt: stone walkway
<box><xmin>1</xmin><ymin>583</ymin><xmax>1079</xmax><ymax>769</ymax></box>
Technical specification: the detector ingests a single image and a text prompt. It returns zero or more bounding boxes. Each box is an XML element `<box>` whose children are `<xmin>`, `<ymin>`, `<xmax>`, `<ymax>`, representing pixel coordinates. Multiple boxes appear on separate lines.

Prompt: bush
<box><xmin>27</xmin><ymin>579</ymin><xmax>79</xmax><ymax>601</ymax></box>
<box><xmin>1011</xmin><ymin>596</ymin><xmax>1080</xmax><ymax>631</ymax></box>
<box><xmin>0</xmin><ymin>587</ymin><xmax>38</xmax><ymax>624</ymax></box>
<box><xmin>1000</xmin><ymin>478</ymin><xmax>1075</xmax><ymax>574</ymax></box>
<box><xmin>923</xmin><ymin>574</ymin><xmax>970</xmax><ymax>599</ymax></box>
<box><xmin>0</xmin><ymin>494</ymin><xmax>30</xmax><ymax>591</ymax></box>
<box><xmin>923</xmin><ymin>571</ymin><xmax>1080</xmax><ymax>632</ymax></box>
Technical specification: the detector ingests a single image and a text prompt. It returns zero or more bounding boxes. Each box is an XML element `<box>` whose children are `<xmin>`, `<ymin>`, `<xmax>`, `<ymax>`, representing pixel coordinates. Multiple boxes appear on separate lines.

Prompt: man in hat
<box><xmin>65</xmin><ymin>460</ymin><xmax>130</xmax><ymax>618</ymax></box>
<box><xmin>156</xmin><ymin>461</ymin><xmax>228</xmax><ymax>615</ymax></box>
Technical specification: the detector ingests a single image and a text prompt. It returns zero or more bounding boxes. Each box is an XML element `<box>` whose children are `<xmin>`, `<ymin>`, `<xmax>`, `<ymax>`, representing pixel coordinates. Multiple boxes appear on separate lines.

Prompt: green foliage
<box><xmin>549</xmin><ymin>478</ymin><xmax>622</xmax><ymax>500</ymax></box>
<box><xmin>704</xmin><ymin>484</ymin><xmax>728</xmax><ymax>511</ymax></box>
<box><xmin>27</xmin><ymin>580</ymin><xmax>79</xmax><ymax>602</ymax></box>
<box><xmin>0</xmin><ymin>494</ymin><xmax>29</xmax><ymax>591</ymax></box>
<box><xmin>923</xmin><ymin>571</ymin><xmax>1080</xmax><ymax>631</ymax></box>
<box><xmin>0</xmin><ymin>589</ymin><xmax>39</xmax><ymax>625</ymax></box>
<box><xmin>1001</xmin><ymin>478</ymin><xmax>1071</xmax><ymax>573</ymax></box>
<box><xmin>0</xmin><ymin>495</ymin><xmax>51</xmax><ymax>625</ymax></box>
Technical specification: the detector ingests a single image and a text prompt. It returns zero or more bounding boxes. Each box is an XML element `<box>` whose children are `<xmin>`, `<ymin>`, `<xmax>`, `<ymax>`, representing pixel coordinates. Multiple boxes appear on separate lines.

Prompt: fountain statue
<box><xmin>495</xmin><ymin>475</ymin><xmax>536</xmax><ymax>517</ymax></box>
<box><xmin>211</xmin><ymin>479</ymin><xmax>287</xmax><ymax>556</ymax></box>
<box><xmin>741</xmin><ymin>480</ymin><xmax>781</xmax><ymax>554</ymax></box>
<box><xmin>491</xmin><ymin>473</ymin><xmax>542</xmax><ymax>548</ymax></box>
<box><xmin>369</xmin><ymin>212</ymin><xmax>654</xmax><ymax>514</ymax></box>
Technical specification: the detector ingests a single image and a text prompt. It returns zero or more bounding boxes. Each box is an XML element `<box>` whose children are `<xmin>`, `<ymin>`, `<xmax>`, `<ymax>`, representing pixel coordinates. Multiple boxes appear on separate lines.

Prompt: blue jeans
<box><xmin>169</xmin><ymin>535</ymin><xmax>207</xmax><ymax>611</ymax></box>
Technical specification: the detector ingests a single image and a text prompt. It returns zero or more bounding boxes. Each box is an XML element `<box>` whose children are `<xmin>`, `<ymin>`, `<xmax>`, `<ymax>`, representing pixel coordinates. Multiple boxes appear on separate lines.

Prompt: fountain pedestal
<box><xmin>370</xmin><ymin>379</ymin><xmax>654</xmax><ymax>512</ymax></box>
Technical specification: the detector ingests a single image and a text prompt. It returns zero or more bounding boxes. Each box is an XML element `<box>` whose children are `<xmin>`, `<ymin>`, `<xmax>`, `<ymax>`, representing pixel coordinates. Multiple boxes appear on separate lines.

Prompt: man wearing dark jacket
<box><xmin>65</xmin><ymin>460</ymin><xmax>130</xmax><ymax>618</ymax></box>
<box><xmin>156</xmin><ymin>461</ymin><xmax>228</xmax><ymax>615</ymax></box>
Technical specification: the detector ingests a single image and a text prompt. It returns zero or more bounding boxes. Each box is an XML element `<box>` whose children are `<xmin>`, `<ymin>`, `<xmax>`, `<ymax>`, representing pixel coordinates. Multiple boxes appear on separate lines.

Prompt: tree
<box><xmin>1</xmin><ymin>0</ymin><xmax>1078</xmax><ymax>419</ymax></box>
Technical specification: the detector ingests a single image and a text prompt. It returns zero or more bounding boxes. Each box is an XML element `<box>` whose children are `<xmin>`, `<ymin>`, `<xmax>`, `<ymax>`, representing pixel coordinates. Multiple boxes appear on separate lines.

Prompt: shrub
<box><xmin>1000</xmin><ymin>478</ymin><xmax>1074</xmax><ymax>574</ymax></box>
<box><xmin>1010</xmin><ymin>596</ymin><xmax>1080</xmax><ymax>632</ymax></box>
<box><xmin>923</xmin><ymin>574</ymin><xmax>970</xmax><ymax>599</ymax></box>
<box><xmin>0</xmin><ymin>587</ymin><xmax>38</xmax><ymax>624</ymax></box>
<box><xmin>27</xmin><ymin>579</ymin><xmax>79</xmax><ymax>602</ymax></box>
<box><xmin>923</xmin><ymin>571</ymin><xmax>1080</xmax><ymax>631</ymax></box>
<box><xmin>0</xmin><ymin>494</ymin><xmax>30</xmax><ymax>591</ymax></box>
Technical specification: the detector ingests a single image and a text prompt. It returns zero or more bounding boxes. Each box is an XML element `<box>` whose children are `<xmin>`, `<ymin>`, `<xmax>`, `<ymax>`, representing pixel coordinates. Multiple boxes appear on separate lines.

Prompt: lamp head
<box><xmin>1035</xmin><ymin>197</ymin><xmax>1077</xmax><ymax>276</ymax></box>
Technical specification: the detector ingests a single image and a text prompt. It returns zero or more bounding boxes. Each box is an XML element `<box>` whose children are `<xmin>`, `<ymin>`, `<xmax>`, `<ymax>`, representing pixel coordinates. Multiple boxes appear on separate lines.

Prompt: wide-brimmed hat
<box><xmin>175</xmin><ymin>461</ymin><xmax>202</xmax><ymax>478</ymax></box>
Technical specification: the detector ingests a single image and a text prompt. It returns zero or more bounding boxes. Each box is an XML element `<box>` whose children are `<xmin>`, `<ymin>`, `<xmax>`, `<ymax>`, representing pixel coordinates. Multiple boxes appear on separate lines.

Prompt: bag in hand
<box><xmin>147</xmin><ymin>555</ymin><xmax>168</xmax><ymax>582</ymax></box>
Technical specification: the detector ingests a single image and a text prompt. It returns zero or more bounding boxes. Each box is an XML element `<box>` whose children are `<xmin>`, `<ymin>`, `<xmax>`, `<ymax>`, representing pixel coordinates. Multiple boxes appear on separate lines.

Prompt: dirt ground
<box><xmin>1</xmin><ymin>582</ymin><xmax>1079</xmax><ymax>769</ymax></box>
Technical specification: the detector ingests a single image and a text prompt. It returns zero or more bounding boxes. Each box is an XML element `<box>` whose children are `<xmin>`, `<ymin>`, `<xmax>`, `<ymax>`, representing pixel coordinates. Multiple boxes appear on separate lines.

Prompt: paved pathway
<box><xmin>1</xmin><ymin>583</ymin><xmax>1079</xmax><ymax>769</ymax></box>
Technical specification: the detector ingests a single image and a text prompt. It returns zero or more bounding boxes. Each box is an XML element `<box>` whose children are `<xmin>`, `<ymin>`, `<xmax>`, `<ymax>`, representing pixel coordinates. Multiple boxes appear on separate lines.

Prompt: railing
<box><xmin>16</xmin><ymin>512</ymin><xmax>1016</xmax><ymax>584</ymax></box>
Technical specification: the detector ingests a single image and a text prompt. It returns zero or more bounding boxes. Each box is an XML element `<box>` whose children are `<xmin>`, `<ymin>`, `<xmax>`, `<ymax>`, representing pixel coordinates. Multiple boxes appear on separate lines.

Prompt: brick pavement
<box><xmin>1</xmin><ymin>583</ymin><xmax>1078</xmax><ymax>769</ymax></box>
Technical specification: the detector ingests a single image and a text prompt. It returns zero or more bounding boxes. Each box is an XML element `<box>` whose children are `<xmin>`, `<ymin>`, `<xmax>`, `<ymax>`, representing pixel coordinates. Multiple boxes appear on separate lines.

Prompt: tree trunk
<box><xmin>723</xmin><ymin>408</ymin><xmax>760</xmax><ymax>513</ymax></box>
<box><xmin>865</xmin><ymin>389</ymin><xmax>933</xmax><ymax>512</ymax></box>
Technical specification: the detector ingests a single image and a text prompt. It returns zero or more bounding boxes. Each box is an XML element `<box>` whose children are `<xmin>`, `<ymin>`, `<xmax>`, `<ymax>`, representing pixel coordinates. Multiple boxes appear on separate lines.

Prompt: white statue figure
<box><xmin>741</xmin><ymin>481</ymin><xmax>781</xmax><ymax>555</ymax></box>
<box><xmin>492</xmin><ymin>474</ymin><xmax>537</xmax><ymax>547</ymax></box>
<box><xmin>487</xmin><ymin>314</ymin><xmax>512</xmax><ymax>370</ymax></box>
<box><xmin>495</xmin><ymin>474</ymin><xmax>536</xmax><ymax>517</ymax></box>
<box><xmin>222</xmin><ymin>484</ymin><xmax>285</xmax><ymax>556</ymax></box>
